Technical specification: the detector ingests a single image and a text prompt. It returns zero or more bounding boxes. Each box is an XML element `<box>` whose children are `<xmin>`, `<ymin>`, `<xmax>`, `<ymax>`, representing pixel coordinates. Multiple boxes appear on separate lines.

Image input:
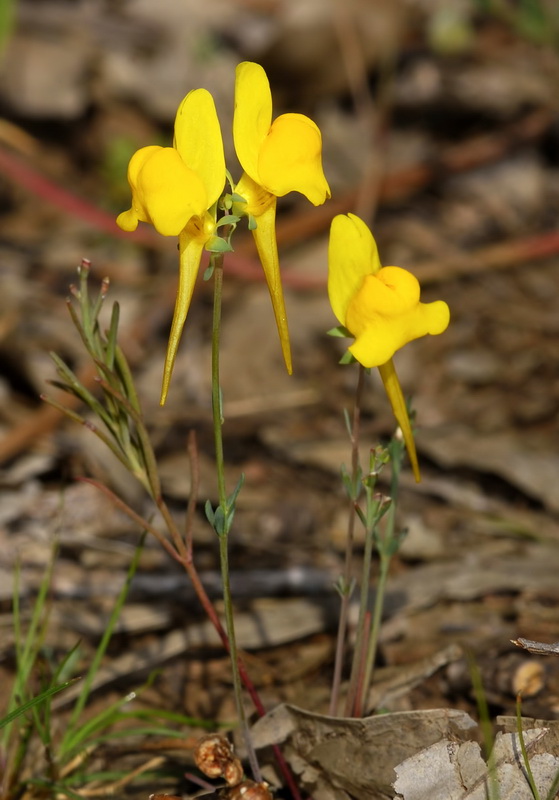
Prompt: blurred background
<box><xmin>2</xmin><ymin>0</ymin><xmax>559</xmax><ymax>780</ymax></box>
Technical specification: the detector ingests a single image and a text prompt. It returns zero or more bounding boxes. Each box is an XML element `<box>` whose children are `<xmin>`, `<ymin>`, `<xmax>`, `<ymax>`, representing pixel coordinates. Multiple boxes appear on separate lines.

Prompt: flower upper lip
<box><xmin>233</xmin><ymin>61</ymin><xmax>330</xmax><ymax>206</ymax></box>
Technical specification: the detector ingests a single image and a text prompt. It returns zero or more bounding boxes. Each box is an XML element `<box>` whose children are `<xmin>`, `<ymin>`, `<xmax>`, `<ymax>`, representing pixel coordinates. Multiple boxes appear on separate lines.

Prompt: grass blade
<box><xmin>0</xmin><ymin>679</ymin><xmax>80</xmax><ymax>731</ymax></box>
<box><xmin>61</xmin><ymin>532</ymin><xmax>147</xmax><ymax>754</ymax></box>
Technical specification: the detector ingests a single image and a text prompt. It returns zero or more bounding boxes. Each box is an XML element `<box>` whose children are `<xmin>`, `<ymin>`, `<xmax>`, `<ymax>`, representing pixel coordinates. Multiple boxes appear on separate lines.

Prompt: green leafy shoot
<box><xmin>43</xmin><ymin>262</ymin><xmax>160</xmax><ymax>499</ymax></box>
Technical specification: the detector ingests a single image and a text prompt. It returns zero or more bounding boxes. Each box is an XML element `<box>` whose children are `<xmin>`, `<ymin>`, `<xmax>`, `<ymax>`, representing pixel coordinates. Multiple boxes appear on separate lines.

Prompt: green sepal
<box><xmin>247</xmin><ymin>214</ymin><xmax>257</xmax><ymax>231</ymax></box>
<box><xmin>327</xmin><ymin>325</ymin><xmax>352</xmax><ymax>338</ymax></box>
<box><xmin>216</xmin><ymin>215</ymin><xmax>241</xmax><ymax>228</ymax></box>
<box><xmin>339</xmin><ymin>350</ymin><xmax>357</xmax><ymax>365</ymax></box>
<box><xmin>225</xmin><ymin>169</ymin><xmax>236</xmax><ymax>193</ymax></box>
<box><xmin>206</xmin><ymin>235</ymin><xmax>234</xmax><ymax>254</ymax></box>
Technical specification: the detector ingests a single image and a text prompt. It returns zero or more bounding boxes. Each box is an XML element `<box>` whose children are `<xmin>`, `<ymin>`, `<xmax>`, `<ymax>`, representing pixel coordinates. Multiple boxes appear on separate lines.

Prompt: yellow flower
<box><xmin>328</xmin><ymin>213</ymin><xmax>450</xmax><ymax>481</ymax></box>
<box><xmin>233</xmin><ymin>61</ymin><xmax>331</xmax><ymax>374</ymax></box>
<box><xmin>117</xmin><ymin>89</ymin><xmax>225</xmax><ymax>404</ymax></box>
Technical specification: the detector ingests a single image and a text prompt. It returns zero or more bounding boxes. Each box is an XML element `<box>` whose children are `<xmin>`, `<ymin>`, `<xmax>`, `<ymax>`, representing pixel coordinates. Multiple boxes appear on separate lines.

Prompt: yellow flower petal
<box><xmin>174</xmin><ymin>88</ymin><xmax>225</xmax><ymax>208</ymax></box>
<box><xmin>233</xmin><ymin>62</ymin><xmax>272</xmax><ymax>183</ymax></box>
<box><xmin>120</xmin><ymin>147</ymin><xmax>208</xmax><ymax>237</ymax></box>
<box><xmin>327</xmin><ymin>213</ymin><xmax>381</xmax><ymax>325</ymax></box>
<box><xmin>378</xmin><ymin>360</ymin><xmax>420</xmax><ymax>482</ymax></box>
<box><xmin>116</xmin><ymin>146</ymin><xmax>162</xmax><ymax>231</ymax></box>
<box><xmin>160</xmin><ymin>218</ymin><xmax>215</xmax><ymax>405</ymax></box>
<box><xmin>345</xmin><ymin>263</ymin><xmax>450</xmax><ymax>367</ymax></box>
<box><xmin>418</xmin><ymin>298</ymin><xmax>450</xmax><ymax>336</ymax></box>
<box><xmin>258</xmin><ymin>113</ymin><xmax>330</xmax><ymax>204</ymax></box>
<box><xmin>349</xmin><ymin>318</ymin><xmax>401</xmax><ymax>367</ymax></box>
<box><xmin>348</xmin><ymin>308</ymin><xmax>450</xmax><ymax>367</ymax></box>
<box><xmin>127</xmin><ymin>145</ymin><xmax>162</xmax><ymax>187</ymax></box>
<box><xmin>250</xmin><ymin>200</ymin><xmax>292</xmax><ymax>374</ymax></box>
<box><xmin>234</xmin><ymin>171</ymin><xmax>275</xmax><ymax>218</ymax></box>
<box><xmin>116</xmin><ymin>208</ymin><xmax>140</xmax><ymax>232</ymax></box>
<box><xmin>346</xmin><ymin>270</ymin><xmax>420</xmax><ymax>336</ymax></box>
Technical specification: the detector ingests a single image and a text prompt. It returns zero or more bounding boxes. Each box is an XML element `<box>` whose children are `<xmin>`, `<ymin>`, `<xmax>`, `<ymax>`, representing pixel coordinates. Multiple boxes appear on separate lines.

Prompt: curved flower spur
<box><xmin>117</xmin><ymin>88</ymin><xmax>226</xmax><ymax>404</ymax></box>
<box><xmin>328</xmin><ymin>213</ymin><xmax>450</xmax><ymax>481</ymax></box>
<box><xmin>232</xmin><ymin>61</ymin><xmax>331</xmax><ymax>374</ymax></box>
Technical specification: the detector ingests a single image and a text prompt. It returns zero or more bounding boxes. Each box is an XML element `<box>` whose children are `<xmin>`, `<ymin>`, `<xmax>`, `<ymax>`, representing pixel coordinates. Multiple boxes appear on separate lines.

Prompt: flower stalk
<box><xmin>344</xmin><ymin>446</ymin><xmax>391</xmax><ymax>717</ymax></box>
<box><xmin>329</xmin><ymin>364</ymin><xmax>364</xmax><ymax>716</ymax></box>
<box><xmin>207</xmin><ymin>246</ymin><xmax>261</xmax><ymax>782</ymax></box>
<box><xmin>361</xmin><ymin>434</ymin><xmax>406</xmax><ymax>699</ymax></box>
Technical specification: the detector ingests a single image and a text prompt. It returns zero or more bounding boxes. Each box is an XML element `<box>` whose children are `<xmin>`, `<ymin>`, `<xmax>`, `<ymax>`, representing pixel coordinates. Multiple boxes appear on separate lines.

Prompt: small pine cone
<box><xmin>226</xmin><ymin>780</ymin><xmax>273</xmax><ymax>800</ymax></box>
<box><xmin>223</xmin><ymin>757</ymin><xmax>244</xmax><ymax>787</ymax></box>
<box><xmin>194</xmin><ymin>734</ymin><xmax>236</xmax><ymax>779</ymax></box>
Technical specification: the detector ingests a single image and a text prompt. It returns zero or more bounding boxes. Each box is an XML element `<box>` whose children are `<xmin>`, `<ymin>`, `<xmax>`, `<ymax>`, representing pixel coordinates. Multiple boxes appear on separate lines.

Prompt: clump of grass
<box><xmin>1</xmin><ymin>532</ymin><xmax>213</xmax><ymax>799</ymax></box>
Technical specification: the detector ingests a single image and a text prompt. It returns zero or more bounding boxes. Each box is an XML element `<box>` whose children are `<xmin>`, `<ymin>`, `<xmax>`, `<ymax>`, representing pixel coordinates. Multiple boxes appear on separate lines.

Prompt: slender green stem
<box><xmin>360</xmin><ymin>550</ymin><xmax>390</xmax><ymax>705</ymax></box>
<box><xmin>345</xmin><ymin>489</ymin><xmax>378</xmax><ymax>717</ymax></box>
<box><xmin>210</xmin><ymin>254</ymin><xmax>261</xmax><ymax>783</ymax></box>
<box><xmin>359</xmin><ymin>438</ymin><xmax>403</xmax><ymax>709</ymax></box>
<box><xmin>211</xmin><ymin>261</ymin><xmax>227</xmax><ymax>505</ymax></box>
<box><xmin>330</xmin><ymin>365</ymin><xmax>364</xmax><ymax>716</ymax></box>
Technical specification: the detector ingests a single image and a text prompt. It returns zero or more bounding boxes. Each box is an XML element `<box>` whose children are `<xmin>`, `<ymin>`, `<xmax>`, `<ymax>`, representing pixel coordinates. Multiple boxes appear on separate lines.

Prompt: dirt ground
<box><xmin>2</xmin><ymin>1</ymin><xmax>559</xmax><ymax>798</ymax></box>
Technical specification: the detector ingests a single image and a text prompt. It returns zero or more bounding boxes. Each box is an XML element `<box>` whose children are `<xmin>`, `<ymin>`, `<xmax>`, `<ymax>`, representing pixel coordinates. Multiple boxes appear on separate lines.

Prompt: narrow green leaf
<box><xmin>48</xmin><ymin>353</ymin><xmax>115</xmax><ymax>431</ymax></box>
<box><xmin>213</xmin><ymin>506</ymin><xmax>226</xmax><ymax>537</ymax></box>
<box><xmin>0</xmin><ymin>679</ymin><xmax>80</xmax><ymax>731</ymax></box>
<box><xmin>204</xmin><ymin>500</ymin><xmax>215</xmax><ymax>527</ymax></box>
<box><xmin>227</xmin><ymin>473</ymin><xmax>245</xmax><ymax>508</ymax></box>
<box><xmin>342</xmin><ymin>407</ymin><xmax>352</xmax><ymax>439</ymax></box>
<box><xmin>114</xmin><ymin>344</ymin><xmax>141</xmax><ymax>414</ymax></box>
<box><xmin>104</xmin><ymin>301</ymin><xmax>119</xmax><ymax>371</ymax></box>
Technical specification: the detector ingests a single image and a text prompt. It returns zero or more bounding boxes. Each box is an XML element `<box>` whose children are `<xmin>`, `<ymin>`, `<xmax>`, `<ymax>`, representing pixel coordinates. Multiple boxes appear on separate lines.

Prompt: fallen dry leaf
<box><xmin>251</xmin><ymin>704</ymin><xmax>476</xmax><ymax>800</ymax></box>
<box><xmin>393</xmin><ymin>727</ymin><xmax>559</xmax><ymax>800</ymax></box>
